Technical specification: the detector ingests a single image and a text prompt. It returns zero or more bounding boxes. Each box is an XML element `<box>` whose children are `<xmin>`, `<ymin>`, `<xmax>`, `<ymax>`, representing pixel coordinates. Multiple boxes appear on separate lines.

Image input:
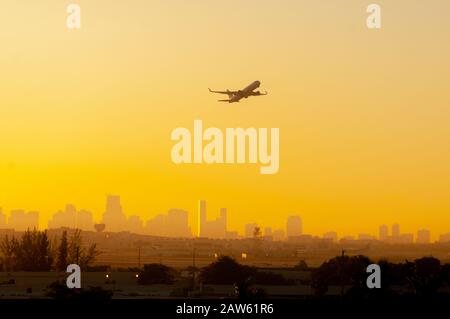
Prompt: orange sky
<box><xmin>1</xmin><ymin>1</ymin><xmax>450</xmax><ymax>239</ymax></box>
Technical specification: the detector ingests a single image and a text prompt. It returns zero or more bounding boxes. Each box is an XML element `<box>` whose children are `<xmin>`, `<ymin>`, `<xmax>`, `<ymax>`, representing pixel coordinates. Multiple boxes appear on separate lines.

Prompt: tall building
<box><xmin>245</xmin><ymin>223</ymin><xmax>258</xmax><ymax>238</ymax></box>
<box><xmin>8</xmin><ymin>210</ymin><xmax>39</xmax><ymax>231</ymax></box>
<box><xmin>102</xmin><ymin>195</ymin><xmax>127</xmax><ymax>232</ymax></box>
<box><xmin>220</xmin><ymin>208</ymin><xmax>227</xmax><ymax>233</ymax></box>
<box><xmin>144</xmin><ymin>209</ymin><xmax>190</xmax><ymax>237</ymax></box>
<box><xmin>196</xmin><ymin>200</ymin><xmax>227</xmax><ymax>238</ymax></box>
<box><xmin>48</xmin><ymin>204</ymin><xmax>77</xmax><ymax>229</ymax></box>
<box><xmin>0</xmin><ymin>208</ymin><xmax>6</xmax><ymax>228</ymax></box>
<box><xmin>392</xmin><ymin>223</ymin><xmax>400</xmax><ymax>238</ymax></box>
<box><xmin>439</xmin><ymin>233</ymin><xmax>450</xmax><ymax>243</ymax></box>
<box><xmin>166</xmin><ymin>209</ymin><xmax>190</xmax><ymax>237</ymax></box>
<box><xmin>146</xmin><ymin>214</ymin><xmax>166</xmax><ymax>237</ymax></box>
<box><xmin>379</xmin><ymin>224</ymin><xmax>389</xmax><ymax>241</ymax></box>
<box><xmin>417</xmin><ymin>229</ymin><xmax>431</xmax><ymax>244</ymax></box>
<box><xmin>286</xmin><ymin>215</ymin><xmax>302</xmax><ymax>238</ymax></box>
<box><xmin>272</xmin><ymin>229</ymin><xmax>285</xmax><ymax>241</ymax></box>
<box><xmin>127</xmin><ymin>215</ymin><xmax>144</xmax><ymax>234</ymax></box>
<box><xmin>399</xmin><ymin>233</ymin><xmax>414</xmax><ymax>244</ymax></box>
<box><xmin>264</xmin><ymin>227</ymin><xmax>273</xmax><ymax>237</ymax></box>
<box><xmin>198</xmin><ymin>200</ymin><xmax>206</xmax><ymax>237</ymax></box>
<box><xmin>77</xmin><ymin>209</ymin><xmax>94</xmax><ymax>230</ymax></box>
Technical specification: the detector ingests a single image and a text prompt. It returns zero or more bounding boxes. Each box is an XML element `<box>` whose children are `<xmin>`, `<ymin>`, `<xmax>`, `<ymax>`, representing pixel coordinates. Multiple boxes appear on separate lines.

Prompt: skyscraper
<box><xmin>379</xmin><ymin>224</ymin><xmax>389</xmax><ymax>241</ymax></box>
<box><xmin>286</xmin><ymin>215</ymin><xmax>302</xmax><ymax>238</ymax></box>
<box><xmin>198</xmin><ymin>200</ymin><xmax>206</xmax><ymax>237</ymax></box>
<box><xmin>127</xmin><ymin>215</ymin><xmax>144</xmax><ymax>234</ymax></box>
<box><xmin>8</xmin><ymin>210</ymin><xmax>39</xmax><ymax>231</ymax></box>
<box><xmin>102</xmin><ymin>195</ymin><xmax>127</xmax><ymax>232</ymax></box>
<box><xmin>166</xmin><ymin>209</ymin><xmax>190</xmax><ymax>237</ymax></box>
<box><xmin>77</xmin><ymin>209</ymin><xmax>94</xmax><ymax>230</ymax></box>
<box><xmin>392</xmin><ymin>223</ymin><xmax>400</xmax><ymax>238</ymax></box>
<box><xmin>48</xmin><ymin>204</ymin><xmax>77</xmax><ymax>229</ymax></box>
<box><xmin>245</xmin><ymin>223</ymin><xmax>258</xmax><ymax>238</ymax></box>
<box><xmin>0</xmin><ymin>208</ymin><xmax>6</xmax><ymax>228</ymax></box>
<box><xmin>417</xmin><ymin>229</ymin><xmax>431</xmax><ymax>244</ymax></box>
<box><xmin>264</xmin><ymin>227</ymin><xmax>273</xmax><ymax>237</ymax></box>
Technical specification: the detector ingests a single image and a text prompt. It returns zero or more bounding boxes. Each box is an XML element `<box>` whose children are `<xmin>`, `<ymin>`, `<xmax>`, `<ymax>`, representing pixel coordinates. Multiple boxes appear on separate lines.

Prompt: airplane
<box><xmin>209</xmin><ymin>80</ymin><xmax>267</xmax><ymax>103</ymax></box>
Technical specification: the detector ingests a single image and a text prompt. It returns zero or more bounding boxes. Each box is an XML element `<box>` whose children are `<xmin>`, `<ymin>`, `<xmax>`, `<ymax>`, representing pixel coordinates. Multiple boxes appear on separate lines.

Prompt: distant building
<box><xmin>272</xmin><ymin>229</ymin><xmax>285</xmax><ymax>241</ymax></box>
<box><xmin>323</xmin><ymin>231</ymin><xmax>338</xmax><ymax>242</ymax></box>
<box><xmin>48</xmin><ymin>204</ymin><xmax>94</xmax><ymax>231</ymax></box>
<box><xmin>358</xmin><ymin>233</ymin><xmax>376</xmax><ymax>241</ymax></box>
<box><xmin>286</xmin><ymin>216</ymin><xmax>302</xmax><ymax>238</ymax></box>
<box><xmin>379</xmin><ymin>224</ymin><xmax>389</xmax><ymax>241</ymax></box>
<box><xmin>8</xmin><ymin>210</ymin><xmax>39</xmax><ymax>231</ymax></box>
<box><xmin>166</xmin><ymin>209</ymin><xmax>190</xmax><ymax>237</ymax></box>
<box><xmin>145</xmin><ymin>209</ymin><xmax>191</xmax><ymax>237</ymax></box>
<box><xmin>245</xmin><ymin>223</ymin><xmax>258</xmax><ymax>238</ymax></box>
<box><xmin>264</xmin><ymin>227</ymin><xmax>273</xmax><ymax>237</ymax></box>
<box><xmin>439</xmin><ymin>233</ymin><xmax>450</xmax><ymax>243</ymax></box>
<box><xmin>197</xmin><ymin>200</ymin><xmax>227</xmax><ymax>238</ymax></box>
<box><xmin>198</xmin><ymin>200</ymin><xmax>207</xmax><ymax>237</ymax></box>
<box><xmin>225</xmin><ymin>231</ymin><xmax>239</xmax><ymax>239</ymax></box>
<box><xmin>0</xmin><ymin>208</ymin><xmax>6</xmax><ymax>228</ymax></box>
<box><xmin>77</xmin><ymin>209</ymin><xmax>94</xmax><ymax>230</ymax></box>
<box><xmin>392</xmin><ymin>224</ymin><xmax>400</xmax><ymax>238</ymax></box>
<box><xmin>146</xmin><ymin>214</ymin><xmax>166</xmax><ymax>237</ymax></box>
<box><xmin>416</xmin><ymin>229</ymin><xmax>431</xmax><ymax>244</ymax></box>
<box><xmin>128</xmin><ymin>215</ymin><xmax>144</xmax><ymax>234</ymax></box>
<box><xmin>102</xmin><ymin>195</ymin><xmax>128</xmax><ymax>232</ymax></box>
<box><xmin>399</xmin><ymin>233</ymin><xmax>414</xmax><ymax>244</ymax></box>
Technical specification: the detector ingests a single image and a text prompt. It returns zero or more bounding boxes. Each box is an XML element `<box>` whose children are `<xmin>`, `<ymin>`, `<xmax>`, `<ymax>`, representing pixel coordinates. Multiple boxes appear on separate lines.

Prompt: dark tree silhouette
<box><xmin>56</xmin><ymin>231</ymin><xmax>68</xmax><ymax>271</ymax></box>
<box><xmin>0</xmin><ymin>230</ymin><xmax>53</xmax><ymax>271</ymax></box>
<box><xmin>138</xmin><ymin>264</ymin><xmax>175</xmax><ymax>285</ymax></box>
<box><xmin>201</xmin><ymin>256</ymin><xmax>254</xmax><ymax>285</ymax></box>
<box><xmin>407</xmin><ymin>257</ymin><xmax>442</xmax><ymax>296</ymax></box>
<box><xmin>311</xmin><ymin>255</ymin><xmax>373</xmax><ymax>296</ymax></box>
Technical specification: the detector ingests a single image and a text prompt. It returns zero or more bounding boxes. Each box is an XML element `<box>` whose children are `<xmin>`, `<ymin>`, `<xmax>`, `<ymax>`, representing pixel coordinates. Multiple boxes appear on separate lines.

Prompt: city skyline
<box><xmin>0</xmin><ymin>196</ymin><xmax>448</xmax><ymax>243</ymax></box>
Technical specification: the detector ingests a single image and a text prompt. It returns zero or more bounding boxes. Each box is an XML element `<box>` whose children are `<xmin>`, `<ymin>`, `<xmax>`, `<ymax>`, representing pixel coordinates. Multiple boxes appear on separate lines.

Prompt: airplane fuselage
<box><xmin>229</xmin><ymin>81</ymin><xmax>261</xmax><ymax>102</ymax></box>
<box><xmin>209</xmin><ymin>80</ymin><xmax>266</xmax><ymax>103</ymax></box>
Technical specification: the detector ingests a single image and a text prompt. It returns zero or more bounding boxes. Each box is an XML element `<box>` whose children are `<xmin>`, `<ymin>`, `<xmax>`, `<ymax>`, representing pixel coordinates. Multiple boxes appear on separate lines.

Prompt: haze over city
<box><xmin>1</xmin><ymin>195</ymin><xmax>449</xmax><ymax>244</ymax></box>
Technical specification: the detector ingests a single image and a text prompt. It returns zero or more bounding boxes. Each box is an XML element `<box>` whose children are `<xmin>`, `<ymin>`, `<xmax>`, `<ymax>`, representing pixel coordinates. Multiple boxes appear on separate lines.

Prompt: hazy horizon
<box><xmin>1</xmin><ymin>1</ymin><xmax>450</xmax><ymax>240</ymax></box>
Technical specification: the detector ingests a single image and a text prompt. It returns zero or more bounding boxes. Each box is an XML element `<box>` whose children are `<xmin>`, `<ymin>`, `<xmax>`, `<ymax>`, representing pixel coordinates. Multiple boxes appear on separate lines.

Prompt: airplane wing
<box><xmin>208</xmin><ymin>88</ymin><xmax>238</xmax><ymax>95</ymax></box>
<box><xmin>250</xmin><ymin>90</ymin><xmax>268</xmax><ymax>96</ymax></box>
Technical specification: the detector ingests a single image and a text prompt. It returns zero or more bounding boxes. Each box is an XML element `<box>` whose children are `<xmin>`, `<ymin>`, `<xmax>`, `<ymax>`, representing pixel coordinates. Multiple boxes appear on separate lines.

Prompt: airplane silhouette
<box><xmin>209</xmin><ymin>81</ymin><xmax>267</xmax><ymax>103</ymax></box>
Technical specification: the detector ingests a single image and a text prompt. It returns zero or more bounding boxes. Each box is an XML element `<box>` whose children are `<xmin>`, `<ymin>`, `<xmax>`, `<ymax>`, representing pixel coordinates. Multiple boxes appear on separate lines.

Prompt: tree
<box><xmin>67</xmin><ymin>229</ymin><xmax>99</xmax><ymax>269</ymax></box>
<box><xmin>311</xmin><ymin>254</ymin><xmax>373</xmax><ymax>296</ymax></box>
<box><xmin>293</xmin><ymin>259</ymin><xmax>309</xmax><ymax>271</ymax></box>
<box><xmin>0</xmin><ymin>235</ymin><xmax>19</xmax><ymax>271</ymax></box>
<box><xmin>138</xmin><ymin>264</ymin><xmax>175</xmax><ymax>285</ymax></box>
<box><xmin>201</xmin><ymin>256</ymin><xmax>254</xmax><ymax>285</ymax></box>
<box><xmin>407</xmin><ymin>257</ymin><xmax>442</xmax><ymax>296</ymax></box>
<box><xmin>0</xmin><ymin>230</ymin><xmax>53</xmax><ymax>271</ymax></box>
<box><xmin>56</xmin><ymin>231</ymin><xmax>68</xmax><ymax>271</ymax></box>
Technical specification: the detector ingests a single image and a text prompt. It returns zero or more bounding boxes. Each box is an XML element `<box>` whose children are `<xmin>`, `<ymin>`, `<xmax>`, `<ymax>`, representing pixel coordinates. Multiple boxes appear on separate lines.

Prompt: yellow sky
<box><xmin>1</xmin><ymin>1</ymin><xmax>450</xmax><ymax>239</ymax></box>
